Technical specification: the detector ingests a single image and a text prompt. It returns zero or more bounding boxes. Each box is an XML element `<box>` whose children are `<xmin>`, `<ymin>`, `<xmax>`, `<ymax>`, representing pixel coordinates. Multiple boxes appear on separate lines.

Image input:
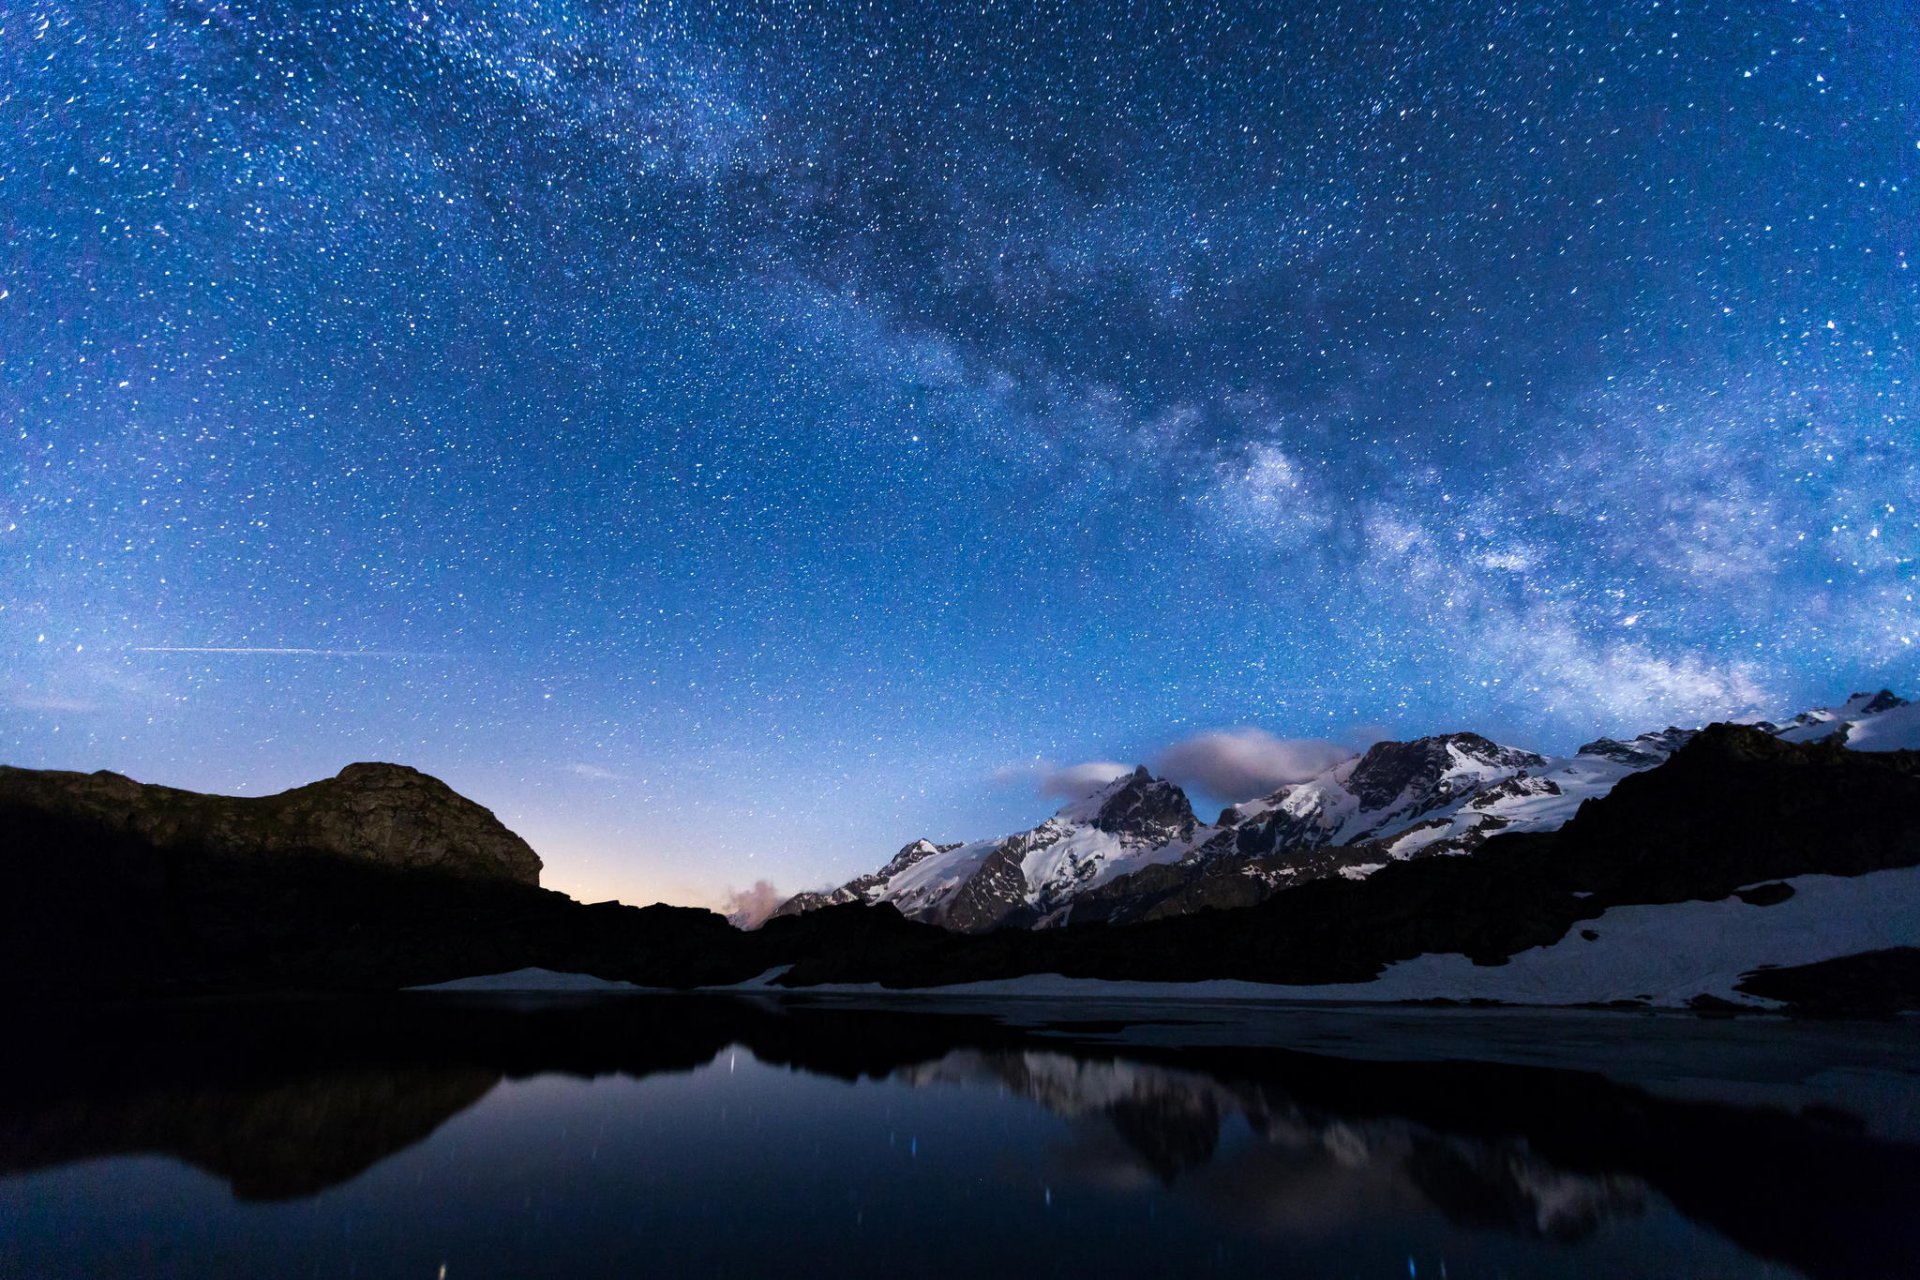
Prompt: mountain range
<box><xmin>4</xmin><ymin>691</ymin><xmax>1919</xmax><ymax>1013</ymax></box>
<box><xmin>776</xmin><ymin>691</ymin><xmax>1920</xmax><ymax>931</ymax></box>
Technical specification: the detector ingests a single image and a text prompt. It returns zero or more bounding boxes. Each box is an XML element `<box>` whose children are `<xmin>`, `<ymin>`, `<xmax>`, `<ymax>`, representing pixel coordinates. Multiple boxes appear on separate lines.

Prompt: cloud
<box><xmin>5</xmin><ymin>692</ymin><xmax>103</xmax><ymax>714</ymax></box>
<box><xmin>566</xmin><ymin>763</ymin><xmax>624</xmax><ymax>781</ymax></box>
<box><xmin>991</xmin><ymin>759</ymin><xmax>1133</xmax><ymax>802</ymax></box>
<box><xmin>132</xmin><ymin>646</ymin><xmax>446</xmax><ymax>659</ymax></box>
<box><xmin>1156</xmin><ymin>729</ymin><xmax>1353</xmax><ymax>802</ymax></box>
<box><xmin>722</xmin><ymin>880</ymin><xmax>785</xmax><ymax>929</ymax></box>
<box><xmin>1040</xmin><ymin>761</ymin><xmax>1133</xmax><ymax>800</ymax></box>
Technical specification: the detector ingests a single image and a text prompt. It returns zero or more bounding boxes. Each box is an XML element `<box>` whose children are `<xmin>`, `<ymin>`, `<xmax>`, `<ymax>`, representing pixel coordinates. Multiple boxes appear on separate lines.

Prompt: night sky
<box><xmin>3</xmin><ymin>0</ymin><xmax>1916</xmax><ymax>909</ymax></box>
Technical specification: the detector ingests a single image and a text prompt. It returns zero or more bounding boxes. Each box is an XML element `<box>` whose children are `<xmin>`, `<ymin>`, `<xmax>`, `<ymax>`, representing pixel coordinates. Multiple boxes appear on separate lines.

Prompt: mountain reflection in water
<box><xmin>906</xmin><ymin>1049</ymin><xmax>1649</xmax><ymax>1241</ymax></box>
<box><xmin>1</xmin><ymin>994</ymin><xmax>1915</xmax><ymax>1279</ymax></box>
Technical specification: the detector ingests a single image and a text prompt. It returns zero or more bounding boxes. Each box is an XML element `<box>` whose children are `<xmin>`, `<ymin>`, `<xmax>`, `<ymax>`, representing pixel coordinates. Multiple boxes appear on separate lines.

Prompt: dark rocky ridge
<box><xmin>0</xmin><ymin>762</ymin><xmax>541</xmax><ymax>885</ymax></box>
<box><xmin>1736</xmin><ymin>947</ymin><xmax>1920</xmax><ymax>1018</ymax></box>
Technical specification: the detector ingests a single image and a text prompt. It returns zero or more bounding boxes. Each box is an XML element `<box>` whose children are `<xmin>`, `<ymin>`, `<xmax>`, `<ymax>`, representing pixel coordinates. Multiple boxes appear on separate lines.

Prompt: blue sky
<box><xmin>3</xmin><ymin>0</ymin><xmax>1915</xmax><ymax>907</ymax></box>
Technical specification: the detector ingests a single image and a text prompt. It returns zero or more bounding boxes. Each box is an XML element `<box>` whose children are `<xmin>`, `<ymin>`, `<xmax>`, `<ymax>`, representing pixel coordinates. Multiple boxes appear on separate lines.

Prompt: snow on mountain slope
<box><xmin>1846</xmin><ymin>700</ymin><xmax>1920</xmax><ymax>751</ymax></box>
<box><xmin>778</xmin><ymin>691</ymin><xmax>1914</xmax><ymax>931</ymax></box>
<box><xmin>776</xmin><ymin>767</ymin><xmax>1213</xmax><ymax>932</ymax></box>
<box><xmin>1372</xmin><ymin>728</ymin><xmax>1697</xmax><ymax>860</ymax></box>
<box><xmin>1203</xmin><ymin>733</ymin><xmax>1549</xmax><ymax>864</ymax></box>
<box><xmin>863</xmin><ymin>837</ymin><xmax>1000</xmax><ymax>917</ymax></box>
<box><xmin>1767</xmin><ymin>689</ymin><xmax>1916</xmax><ymax>750</ymax></box>
<box><xmin>1366</xmin><ymin>698</ymin><xmax>1910</xmax><ymax>862</ymax></box>
<box><xmin>772</xmin><ymin>837</ymin><xmax>971</xmax><ymax>917</ymax></box>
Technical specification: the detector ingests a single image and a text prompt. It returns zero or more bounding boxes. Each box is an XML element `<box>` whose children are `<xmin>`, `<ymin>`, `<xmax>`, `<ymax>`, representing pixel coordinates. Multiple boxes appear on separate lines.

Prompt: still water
<box><xmin>1</xmin><ymin>994</ymin><xmax>1914</xmax><ymax>1278</ymax></box>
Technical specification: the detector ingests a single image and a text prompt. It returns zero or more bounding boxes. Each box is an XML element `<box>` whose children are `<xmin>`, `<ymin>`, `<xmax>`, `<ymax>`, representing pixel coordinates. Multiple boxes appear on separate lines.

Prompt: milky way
<box><xmin>3</xmin><ymin>0</ymin><xmax>1915</xmax><ymax>905</ymax></box>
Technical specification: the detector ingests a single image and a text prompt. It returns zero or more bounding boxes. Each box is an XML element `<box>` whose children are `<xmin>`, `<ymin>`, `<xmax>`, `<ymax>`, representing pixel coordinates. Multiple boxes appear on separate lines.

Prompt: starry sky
<box><xmin>3</xmin><ymin>0</ymin><xmax>1916</xmax><ymax>910</ymax></box>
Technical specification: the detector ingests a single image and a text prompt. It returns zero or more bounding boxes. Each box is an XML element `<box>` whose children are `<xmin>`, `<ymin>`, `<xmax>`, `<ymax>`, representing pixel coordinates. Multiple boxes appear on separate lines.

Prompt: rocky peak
<box><xmin>1853</xmin><ymin>690</ymin><xmax>1908</xmax><ymax>716</ymax></box>
<box><xmin>879</xmin><ymin>838</ymin><xmax>955</xmax><ymax>876</ymax></box>
<box><xmin>0</xmin><ymin>762</ymin><xmax>542</xmax><ymax>886</ymax></box>
<box><xmin>1575</xmin><ymin>727</ymin><xmax>1697</xmax><ymax>768</ymax></box>
<box><xmin>332</xmin><ymin>761</ymin><xmax>435</xmax><ymax>788</ymax></box>
<box><xmin>1086</xmin><ymin>766</ymin><xmax>1197</xmax><ymax>846</ymax></box>
<box><xmin>1344</xmin><ymin>733</ymin><xmax>1543</xmax><ymax>813</ymax></box>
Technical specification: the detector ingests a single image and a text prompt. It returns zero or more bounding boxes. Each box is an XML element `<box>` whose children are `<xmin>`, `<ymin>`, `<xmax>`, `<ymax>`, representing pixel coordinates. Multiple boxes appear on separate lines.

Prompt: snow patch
<box><xmin>1846</xmin><ymin>700</ymin><xmax>1920</xmax><ymax>751</ymax></box>
<box><xmin>1264</xmin><ymin>865</ymin><xmax>1920</xmax><ymax>1007</ymax></box>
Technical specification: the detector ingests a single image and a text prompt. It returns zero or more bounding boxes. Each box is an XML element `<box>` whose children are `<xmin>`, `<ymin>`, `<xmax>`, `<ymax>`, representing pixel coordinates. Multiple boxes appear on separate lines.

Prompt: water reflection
<box><xmin>1</xmin><ymin>994</ymin><xmax>1915</xmax><ymax>1279</ymax></box>
<box><xmin>907</xmin><ymin>1050</ymin><xmax>1649</xmax><ymax>1241</ymax></box>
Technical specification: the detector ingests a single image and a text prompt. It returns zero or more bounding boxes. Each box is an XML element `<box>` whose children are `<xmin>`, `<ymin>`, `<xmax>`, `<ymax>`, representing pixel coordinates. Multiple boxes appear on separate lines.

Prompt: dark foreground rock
<box><xmin>1737</xmin><ymin>948</ymin><xmax>1920</xmax><ymax>1018</ymax></box>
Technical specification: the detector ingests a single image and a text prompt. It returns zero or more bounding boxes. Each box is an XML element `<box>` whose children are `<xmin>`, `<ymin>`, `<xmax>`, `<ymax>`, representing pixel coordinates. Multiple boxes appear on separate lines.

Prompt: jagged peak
<box><xmin>1851</xmin><ymin>689</ymin><xmax>1908</xmax><ymax>715</ymax></box>
<box><xmin>1357</xmin><ymin>731</ymin><xmax>1539</xmax><ymax>762</ymax></box>
<box><xmin>1575</xmin><ymin>726</ymin><xmax>1696</xmax><ymax>767</ymax></box>
<box><xmin>878</xmin><ymin>837</ymin><xmax>952</xmax><ymax>875</ymax></box>
<box><xmin>1344</xmin><ymin>732</ymin><xmax>1539</xmax><ymax>800</ymax></box>
<box><xmin>1095</xmin><ymin>773</ymin><xmax>1195</xmax><ymax>844</ymax></box>
<box><xmin>1049</xmin><ymin>766</ymin><xmax>1197</xmax><ymax>842</ymax></box>
<box><xmin>792</xmin><ymin>686</ymin><xmax>1913</xmax><ymax>931</ymax></box>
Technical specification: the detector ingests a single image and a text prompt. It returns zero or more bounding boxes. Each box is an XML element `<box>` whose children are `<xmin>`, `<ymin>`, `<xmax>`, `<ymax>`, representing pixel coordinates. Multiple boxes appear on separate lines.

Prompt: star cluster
<box><xmin>2</xmin><ymin>0</ymin><xmax>1914</xmax><ymax>905</ymax></box>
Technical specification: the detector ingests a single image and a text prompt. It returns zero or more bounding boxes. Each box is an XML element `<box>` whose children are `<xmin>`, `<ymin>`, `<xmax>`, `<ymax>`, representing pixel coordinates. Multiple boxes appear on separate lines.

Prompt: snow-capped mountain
<box><xmin>777</xmin><ymin>691</ymin><xmax>1914</xmax><ymax>932</ymax></box>
<box><xmin>776</xmin><ymin>766</ymin><xmax>1212</xmax><ymax>931</ymax></box>
<box><xmin>1762</xmin><ymin>688</ymin><xmax>1920</xmax><ymax>750</ymax></box>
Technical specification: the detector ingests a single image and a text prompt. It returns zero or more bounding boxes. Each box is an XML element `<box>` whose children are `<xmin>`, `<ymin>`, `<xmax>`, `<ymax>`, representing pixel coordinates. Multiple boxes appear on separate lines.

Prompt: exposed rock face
<box><xmin>1074</xmin><ymin>733</ymin><xmax>1556</xmax><ymax>925</ymax></box>
<box><xmin>1857</xmin><ymin>690</ymin><xmax>1909</xmax><ymax>716</ymax></box>
<box><xmin>1344</xmin><ymin>733</ymin><xmax>1543</xmax><ymax>815</ymax></box>
<box><xmin>3</xmin><ymin>721</ymin><xmax>1919</xmax><ymax>1016</ymax></box>
<box><xmin>0</xmin><ymin>762</ymin><xmax>541</xmax><ymax>885</ymax></box>
<box><xmin>941</xmin><ymin>841</ymin><xmax>1039</xmax><ymax>933</ymax></box>
<box><xmin>1087</xmin><ymin>765</ymin><xmax>1197</xmax><ymax>844</ymax></box>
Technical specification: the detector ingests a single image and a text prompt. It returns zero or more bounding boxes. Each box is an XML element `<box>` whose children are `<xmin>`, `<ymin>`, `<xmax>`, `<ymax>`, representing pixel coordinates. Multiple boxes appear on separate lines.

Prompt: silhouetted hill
<box><xmin>0</xmin><ymin>762</ymin><xmax>541</xmax><ymax>884</ymax></box>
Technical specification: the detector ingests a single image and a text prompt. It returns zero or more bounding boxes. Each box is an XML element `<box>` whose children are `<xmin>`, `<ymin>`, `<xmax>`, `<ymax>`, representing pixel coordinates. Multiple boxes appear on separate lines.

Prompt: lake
<box><xmin>2</xmin><ymin>992</ymin><xmax>1915</xmax><ymax>1278</ymax></box>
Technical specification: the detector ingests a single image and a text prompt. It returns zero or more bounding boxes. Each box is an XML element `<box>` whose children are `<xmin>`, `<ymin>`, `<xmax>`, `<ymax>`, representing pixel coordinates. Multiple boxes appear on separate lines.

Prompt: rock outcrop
<box><xmin>0</xmin><ymin>762</ymin><xmax>541</xmax><ymax>886</ymax></box>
